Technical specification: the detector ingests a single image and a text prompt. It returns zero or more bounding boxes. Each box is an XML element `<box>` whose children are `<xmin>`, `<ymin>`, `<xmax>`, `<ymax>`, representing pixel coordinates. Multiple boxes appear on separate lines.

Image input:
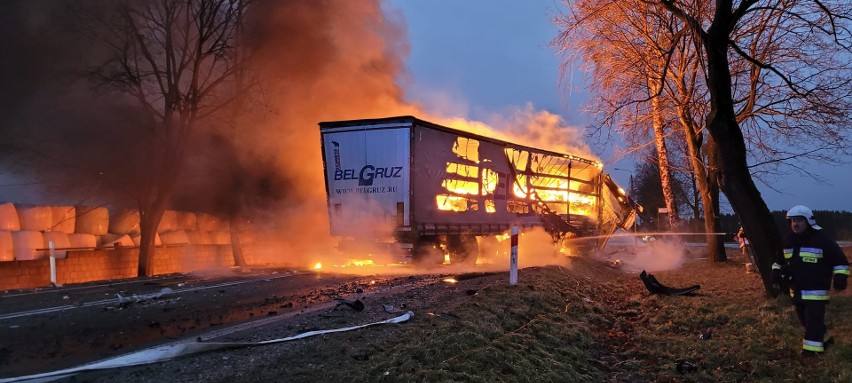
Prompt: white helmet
<box><xmin>786</xmin><ymin>205</ymin><xmax>821</xmax><ymax>230</ymax></box>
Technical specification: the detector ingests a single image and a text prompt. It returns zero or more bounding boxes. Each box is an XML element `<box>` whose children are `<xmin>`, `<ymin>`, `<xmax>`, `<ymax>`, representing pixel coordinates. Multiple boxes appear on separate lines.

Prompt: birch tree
<box><xmin>557</xmin><ymin>0</ymin><xmax>852</xmax><ymax>292</ymax></box>
<box><xmin>554</xmin><ymin>1</ymin><xmax>705</xmax><ymax>245</ymax></box>
<box><xmin>653</xmin><ymin>0</ymin><xmax>852</xmax><ymax>292</ymax></box>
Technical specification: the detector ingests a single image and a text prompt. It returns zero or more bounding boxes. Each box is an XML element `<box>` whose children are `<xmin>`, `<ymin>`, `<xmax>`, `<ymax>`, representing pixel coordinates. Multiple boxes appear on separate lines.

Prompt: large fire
<box><xmin>436</xmin><ymin>136</ymin><xmax>601</xmax><ymax>219</ymax></box>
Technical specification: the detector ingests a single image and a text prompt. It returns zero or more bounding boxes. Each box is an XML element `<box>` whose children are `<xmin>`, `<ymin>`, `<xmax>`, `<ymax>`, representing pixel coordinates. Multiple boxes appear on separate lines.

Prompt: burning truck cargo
<box><xmin>319</xmin><ymin>116</ymin><xmax>638</xmax><ymax>265</ymax></box>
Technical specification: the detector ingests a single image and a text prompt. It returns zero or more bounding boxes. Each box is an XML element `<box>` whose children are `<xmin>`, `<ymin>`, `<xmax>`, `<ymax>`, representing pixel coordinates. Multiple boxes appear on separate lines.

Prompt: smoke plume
<box><xmin>0</xmin><ymin>0</ymin><xmax>595</xmax><ymax>271</ymax></box>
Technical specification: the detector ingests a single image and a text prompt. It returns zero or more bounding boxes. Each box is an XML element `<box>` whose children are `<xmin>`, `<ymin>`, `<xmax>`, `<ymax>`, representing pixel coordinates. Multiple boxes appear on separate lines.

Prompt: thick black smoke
<box><xmin>0</xmin><ymin>0</ymin><xmax>420</xmax><ymax>265</ymax></box>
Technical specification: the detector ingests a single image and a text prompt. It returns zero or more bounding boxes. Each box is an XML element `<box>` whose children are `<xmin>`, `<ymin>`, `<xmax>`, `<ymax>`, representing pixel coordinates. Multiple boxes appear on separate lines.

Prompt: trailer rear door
<box><xmin>320</xmin><ymin>123</ymin><xmax>411</xmax><ymax>238</ymax></box>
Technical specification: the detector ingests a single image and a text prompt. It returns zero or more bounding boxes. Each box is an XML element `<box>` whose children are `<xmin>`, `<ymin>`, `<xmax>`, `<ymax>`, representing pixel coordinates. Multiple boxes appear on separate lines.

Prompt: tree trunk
<box><xmin>704</xmin><ymin>19</ymin><xmax>780</xmax><ymax>293</ymax></box>
<box><xmin>704</xmin><ymin>137</ymin><xmax>727</xmax><ymax>262</ymax></box>
<box><xmin>229</xmin><ymin>215</ymin><xmax>247</xmax><ymax>269</ymax></box>
<box><xmin>678</xmin><ymin>114</ymin><xmax>726</xmax><ymax>262</ymax></box>
<box><xmin>681</xmin><ymin>120</ymin><xmax>727</xmax><ymax>262</ymax></box>
<box><xmin>137</xmin><ymin>204</ymin><xmax>166</xmax><ymax>277</ymax></box>
<box><xmin>649</xmin><ymin>81</ymin><xmax>679</xmax><ymax>229</ymax></box>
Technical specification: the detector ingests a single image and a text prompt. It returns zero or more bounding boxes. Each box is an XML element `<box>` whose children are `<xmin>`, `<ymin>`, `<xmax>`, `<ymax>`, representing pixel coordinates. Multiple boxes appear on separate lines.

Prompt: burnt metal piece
<box><xmin>640</xmin><ymin>270</ymin><xmax>700</xmax><ymax>296</ymax></box>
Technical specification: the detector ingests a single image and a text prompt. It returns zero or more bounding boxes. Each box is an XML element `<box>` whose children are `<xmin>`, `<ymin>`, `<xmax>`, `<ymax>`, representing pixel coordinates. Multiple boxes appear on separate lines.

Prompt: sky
<box><xmin>387</xmin><ymin>0</ymin><xmax>852</xmax><ymax>214</ymax></box>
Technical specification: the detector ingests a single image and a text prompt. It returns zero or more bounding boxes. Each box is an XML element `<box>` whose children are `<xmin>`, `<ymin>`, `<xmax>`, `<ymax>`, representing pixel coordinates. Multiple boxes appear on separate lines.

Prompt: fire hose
<box><xmin>0</xmin><ymin>311</ymin><xmax>415</xmax><ymax>383</ymax></box>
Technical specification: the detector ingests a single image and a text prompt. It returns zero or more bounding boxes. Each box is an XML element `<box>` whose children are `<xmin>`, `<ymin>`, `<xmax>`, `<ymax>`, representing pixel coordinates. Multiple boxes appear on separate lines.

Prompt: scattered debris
<box><xmin>676</xmin><ymin>359</ymin><xmax>699</xmax><ymax>374</ymax></box>
<box><xmin>427</xmin><ymin>312</ymin><xmax>460</xmax><ymax>320</ymax></box>
<box><xmin>640</xmin><ymin>271</ymin><xmax>700</xmax><ymax>296</ymax></box>
<box><xmin>334</xmin><ymin>298</ymin><xmax>365</xmax><ymax>312</ymax></box>
<box><xmin>383</xmin><ymin>304</ymin><xmax>402</xmax><ymax>314</ymax></box>
<box><xmin>115</xmin><ymin>288</ymin><xmax>176</xmax><ymax>308</ymax></box>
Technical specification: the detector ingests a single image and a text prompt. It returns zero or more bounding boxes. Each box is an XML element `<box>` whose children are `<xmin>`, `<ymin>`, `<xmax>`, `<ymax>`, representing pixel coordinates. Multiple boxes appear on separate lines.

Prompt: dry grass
<box><xmin>310</xmin><ymin>253</ymin><xmax>852</xmax><ymax>382</ymax></box>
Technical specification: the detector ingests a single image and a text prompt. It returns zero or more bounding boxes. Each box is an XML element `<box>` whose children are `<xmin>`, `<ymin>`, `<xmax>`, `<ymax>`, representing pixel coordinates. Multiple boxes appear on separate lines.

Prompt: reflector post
<box><xmin>510</xmin><ymin>226</ymin><xmax>518</xmax><ymax>285</ymax></box>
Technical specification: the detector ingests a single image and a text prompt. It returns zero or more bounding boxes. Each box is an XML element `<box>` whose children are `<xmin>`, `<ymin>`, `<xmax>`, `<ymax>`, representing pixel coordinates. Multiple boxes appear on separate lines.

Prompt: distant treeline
<box><xmin>720</xmin><ymin>210</ymin><xmax>852</xmax><ymax>241</ymax></box>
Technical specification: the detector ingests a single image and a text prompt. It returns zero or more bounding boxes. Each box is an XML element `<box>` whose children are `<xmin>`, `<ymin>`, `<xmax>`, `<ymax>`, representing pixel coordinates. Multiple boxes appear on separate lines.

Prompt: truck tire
<box><xmin>412</xmin><ymin>236</ymin><xmax>443</xmax><ymax>265</ymax></box>
<box><xmin>447</xmin><ymin>234</ymin><xmax>478</xmax><ymax>265</ymax></box>
<box><xmin>477</xmin><ymin>235</ymin><xmax>502</xmax><ymax>263</ymax></box>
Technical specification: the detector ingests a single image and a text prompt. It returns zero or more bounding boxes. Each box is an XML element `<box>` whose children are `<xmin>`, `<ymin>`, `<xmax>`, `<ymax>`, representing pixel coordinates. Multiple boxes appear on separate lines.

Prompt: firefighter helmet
<box><xmin>786</xmin><ymin>205</ymin><xmax>821</xmax><ymax>230</ymax></box>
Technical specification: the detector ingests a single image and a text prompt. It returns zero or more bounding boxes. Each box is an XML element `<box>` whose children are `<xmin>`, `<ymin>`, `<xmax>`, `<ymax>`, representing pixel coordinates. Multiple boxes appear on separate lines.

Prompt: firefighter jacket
<box><xmin>778</xmin><ymin>227</ymin><xmax>850</xmax><ymax>301</ymax></box>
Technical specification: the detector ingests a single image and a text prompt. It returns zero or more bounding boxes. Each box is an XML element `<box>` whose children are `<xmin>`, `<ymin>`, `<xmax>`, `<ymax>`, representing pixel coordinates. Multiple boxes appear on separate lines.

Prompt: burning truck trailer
<box><xmin>319</xmin><ymin>116</ymin><xmax>638</xmax><ymax>266</ymax></box>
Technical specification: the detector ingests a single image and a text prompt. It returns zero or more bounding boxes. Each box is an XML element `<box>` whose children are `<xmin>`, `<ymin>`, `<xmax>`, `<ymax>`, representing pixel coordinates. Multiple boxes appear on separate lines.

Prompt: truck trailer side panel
<box><xmin>410</xmin><ymin>120</ymin><xmax>606</xmax><ymax>237</ymax></box>
<box><xmin>320</xmin><ymin>116</ymin><xmax>638</xmax><ymax>255</ymax></box>
<box><xmin>411</xmin><ymin>123</ymin><xmax>538</xmax><ymax>232</ymax></box>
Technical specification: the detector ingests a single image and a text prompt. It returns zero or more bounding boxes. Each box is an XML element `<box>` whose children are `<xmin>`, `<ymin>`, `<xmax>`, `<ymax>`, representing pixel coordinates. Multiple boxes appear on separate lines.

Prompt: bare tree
<box><xmin>554</xmin><ymin>0</ymin><xmax>720</xmax><ymax>252</ymax></box>
<box><xmin>649</xmin><ymin>0</ymin><xmax>852</xmax><ymax>292</ymax></box>
<box><xmin>664</xmin><ymin>20</ymin><xmax>728</xmax><ymax>261</ymax></box>
<box><xmin>556</xmin><ymin>0</ymin><xmax>852</xmax><ymax>277</ymax></box>
<box><xmin>85</xmin><ymin>0</ymin><xmax>252</xmax><ymax>276</ymax></box>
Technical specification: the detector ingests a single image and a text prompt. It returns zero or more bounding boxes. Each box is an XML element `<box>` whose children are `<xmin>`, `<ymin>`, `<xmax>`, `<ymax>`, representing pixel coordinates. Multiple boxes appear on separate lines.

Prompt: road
<box><xmin>0</xmin><ymin>267</ymin><xmax>433</xmax><ymax>379</ymax></box>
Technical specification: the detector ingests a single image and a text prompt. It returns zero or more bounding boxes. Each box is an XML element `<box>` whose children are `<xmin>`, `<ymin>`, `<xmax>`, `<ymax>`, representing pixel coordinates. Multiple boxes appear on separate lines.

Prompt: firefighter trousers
<box><xmin>794</xmin><ymin>300</ymin><xmax>827</xmax><ymax>352</ymax></box>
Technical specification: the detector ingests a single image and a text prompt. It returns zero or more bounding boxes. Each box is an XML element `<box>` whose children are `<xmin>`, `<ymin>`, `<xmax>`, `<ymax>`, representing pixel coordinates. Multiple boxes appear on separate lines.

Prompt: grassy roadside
<box><xmin>189</xmin><ymin>252</ymin><xmax>852</xmax><ymax>383</ymax></box>
<box><xmin>340</xmin><ymin>256</ymin><xmax>852</xmax><ymax>382</ymax></box>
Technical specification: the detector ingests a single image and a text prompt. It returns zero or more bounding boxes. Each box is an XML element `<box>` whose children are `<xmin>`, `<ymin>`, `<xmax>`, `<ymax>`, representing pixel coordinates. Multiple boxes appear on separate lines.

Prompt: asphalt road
<box><xmin>0</xmin><ymin>267</ymin><xmax>426</xmax><ymax>379</ymax></box>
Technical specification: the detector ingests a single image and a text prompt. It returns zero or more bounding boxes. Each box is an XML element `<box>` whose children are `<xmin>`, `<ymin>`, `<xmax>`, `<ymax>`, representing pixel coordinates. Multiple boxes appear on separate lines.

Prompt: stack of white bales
<box><xmin>196</xmin><ymin>213</ymin><xmax>231</xmax><ymax>245</ymax></box>
<box><xmin>74</xmin><ymin>206</ymin><xmax>107</xmax><ymax>248</ymax></box>
<box><xmin>158</xmin><ymin>210</ymin><xmax>189</xmax><ymax>245</ymax></box>
<box><xmin>0</xmin><ymin>203</ymin><xmax>234</xmax><ymax>262</ymax></box>
<box><xmin>3</xmin><ymin>204</ymin><xmax>100</xmax><ymax>260</ymax></box>
<box><xmin>158</xmin><ymin>211</ymin><xmax>230</xmax><ymax>246</ymax></box>
<box><xmin>103</xmin><ymin>209</ymin><xmax>141</xmax><ymax>248</ymax></box>
<box><xmin>0</xmin><ymin>202</ymin><xmax>19</xmax><ymax>261</ymax></box>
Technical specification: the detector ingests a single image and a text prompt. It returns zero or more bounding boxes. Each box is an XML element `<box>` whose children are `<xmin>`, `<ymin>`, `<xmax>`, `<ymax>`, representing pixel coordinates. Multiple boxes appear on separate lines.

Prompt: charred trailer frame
<box><xmin>319</xmin><ymin>116</ymin><xmax>637</xmax><ymax>264</ymax></box>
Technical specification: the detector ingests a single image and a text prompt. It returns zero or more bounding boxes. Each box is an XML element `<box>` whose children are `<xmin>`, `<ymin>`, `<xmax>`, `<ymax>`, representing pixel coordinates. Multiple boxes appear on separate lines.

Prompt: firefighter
<box><xmin>771</xmin><ymin>205</ymin><xmax>849</xmax><ymax>357</ymax></box>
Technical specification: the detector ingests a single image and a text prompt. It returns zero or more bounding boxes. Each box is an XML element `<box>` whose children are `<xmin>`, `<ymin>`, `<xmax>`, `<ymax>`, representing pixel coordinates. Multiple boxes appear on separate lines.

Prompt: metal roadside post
<box><xmin>49</xmin><ymin>240</ymin><xmax>62</xmax><ymax>287</ymax></box>
<box><xmin>510</xmin><ymin>226</ymin><xmax>518</xmax><ymax>286</ymax></box>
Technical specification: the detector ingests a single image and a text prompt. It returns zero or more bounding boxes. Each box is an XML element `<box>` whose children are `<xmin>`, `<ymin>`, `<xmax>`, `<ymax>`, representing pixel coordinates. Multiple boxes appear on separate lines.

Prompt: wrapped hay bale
<box><xmin>0</xmin><ymin>231</ymin><xmax>13</xmax><ymax>261</ymax></box>
<box><xmin>186</xmin><ymin>230</ymin><xmax>211</xmax><ymax>245</ymax></box>
<box><xmin>74</xmin><ymin>206</ymin><xmax>109</xmax><ymax>236</ymax></box>
<box><xmin>176</xmin><ymin>211</ymin><xmax>197</xmax><ymax>231</ymax></box>
<box><xmin>100</xmin><ymin>233</ymin><xmax>135</xmax><ymax>248</ymax></box>
<box><xmin>0</xmin><ymin>202</ymin><xmax>21</xmax><ymax>231</ymax></box>
<box><xmin>131</xmin><ymin>232</ymin><xmax>162</xmax><ymax>246</ymax></box>
<box><xmin>12</xmin><ymin>230</ymin><xmax>46</xmax><ymax>260</ymax></box>
<box><xmin>209</xmin><ymin>231</ymin><xmax>231</xmax><ymax>245</ymax></box>
<box><xmin>160</xmin><ymin>230</ymin><xmax>190</xmax><ymax>245</ymax></box>
<box><xmin>43</xmin><ymin>232</ymin><xmax>71</xmax><ymax>258</ymax></box>
<box><xmin>196</xmin><ymin>213</ymin><xmax>228</xmax><ymax>232</ymax></box>
<box><xmin>69</xmin><ymin>233</ymin><xmax>98</xmax><ymax>249</ymax></box>
<box><xmin>50</xmin><ymin>206</ymin><xmax>76</xmax><ymax>233</ymax></box>
<box><xmin>158</xmin><ymin>210</ymin><xmax>179</xmax><ymax>233</ymax></box>
<box><xmin>17</xmin><ymin>205</ymin><xmax>52</xmax><ymax>232</ymax></box>
<box><xmin>109</xmin><ymin>210</ymin><xmax>140</xmax><ymax>234</ymax></box>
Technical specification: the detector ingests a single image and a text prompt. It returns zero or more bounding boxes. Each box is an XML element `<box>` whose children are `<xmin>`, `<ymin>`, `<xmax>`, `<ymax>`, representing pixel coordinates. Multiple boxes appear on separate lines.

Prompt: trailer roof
<box><xmin>319</xmin><ymin>115</ymin><xmax>600</xmax><ymax>166</ymax></box>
